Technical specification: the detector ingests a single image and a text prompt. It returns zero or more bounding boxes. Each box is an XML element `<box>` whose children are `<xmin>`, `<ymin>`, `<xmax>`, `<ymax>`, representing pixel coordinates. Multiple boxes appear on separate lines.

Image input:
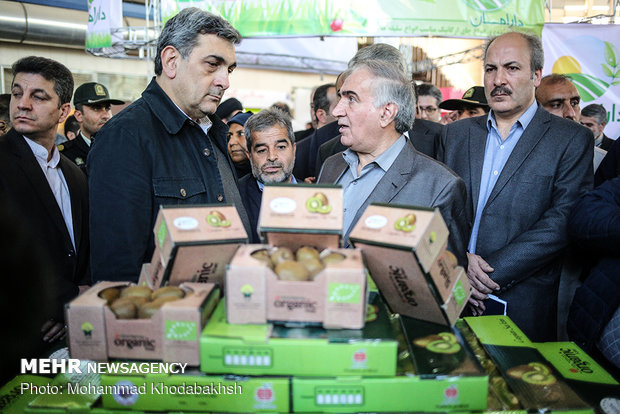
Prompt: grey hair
<box><xmin>244</xmin><ymin>107</ymin><xmax>295</xmax><ymax>150</ymax></box>
<box><xmin>484</xmin><ymin>31</ymin><xmax>544</xmax><ymax>74</ymax></box>
<box><xmin>342</xmin><ymin>60</ymin><xmax>416</xmax><ymax>134</ymax></box>
<box><xmin>349</xmin><ymin>43</ymin><xmax>407</xmax><ymax>74</ymax></box>
<box><xmin>154</xmin><ymin>7</ymin><xmax>241</xmax><ymax>75</ymax></box>
<box><xmin>12</xmin><ymin>56</ymin><xmax>74</xmax><ymax>106</ymax></box>
<box><xmin>415</xmin><ymin>83</ymin><xmax>443</xmax><ymax>106</ymax></box>
<box><xmin>581</xmin><ymin>104</ymin><xmax>608</xmax><ymax>125</ymax></box>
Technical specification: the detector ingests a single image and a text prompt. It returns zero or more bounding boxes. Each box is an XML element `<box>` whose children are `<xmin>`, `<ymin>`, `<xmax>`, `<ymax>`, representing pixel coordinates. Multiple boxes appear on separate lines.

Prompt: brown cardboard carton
<box><xmin>349</xmin><ymin>203</ymin><xmax>469</xmax><ymax>326</ymax></box>
<box><xmin>67</xmin><ymin>281</ymin><xmax>219</xmax><ymax>365</ymax></box>
<box><xmin>226</xmin><ymin>244</ymin><xmax>366</xmax><ymax>329</ymax></box>
<box><xmin>226</xmin><ymin>184</ymin><xmax>367</xmax><ymax>329</ymax></box>
<box><xmin>348</xmin><ymin>203</ymin><xmax>448</xmax><ymax>272</ymax></box>
<box><xmin>258</xmin><ymin>183</ymin><xmax>342</xmax><ymax>241</ymax></box>
<box><xmin>152</xmin><ymin>204</ymin><xmax>248</xmax><ymax>288</ymax></box>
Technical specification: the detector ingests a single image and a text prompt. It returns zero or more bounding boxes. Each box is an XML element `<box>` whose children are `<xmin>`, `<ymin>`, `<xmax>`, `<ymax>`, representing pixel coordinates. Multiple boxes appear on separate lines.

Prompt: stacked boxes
<box><xmin>99</xmin><ymin>371</ymin><xmax>290</xmax><ymax>413</ymax></box>
<box><xmin>150</xmin><ymin>204</ymin><xmax>248</xmax><ymax>289</ymax></box>
<box><xmin>292</xmin><ymin>313</ymin><xmax>489</xmax><ymax>413</ymax></box>
<box><xmin>67</xmin><ymin>282</ymin><xmax>219</xmax><ymax>365</ymax></box>
<box><xmin>202</xmin><ymin>296</ymin><xmax>398</xmax><ymax>377</ymax></box>
<box><xmin>349</xmin><ymin>203</ymin><xmax>471</xmax><ymax>326</ymax></box>
<box><xmin>226</xmin><ymin>184</ymin><xmax>368</xmax><ymax>329</ymax></box>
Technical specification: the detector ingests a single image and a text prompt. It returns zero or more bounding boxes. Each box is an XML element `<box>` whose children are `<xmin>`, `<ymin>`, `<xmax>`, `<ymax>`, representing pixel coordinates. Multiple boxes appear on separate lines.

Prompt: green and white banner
<box><xmin>86</xmin><ymin>0</ymin><xmax>123</xmax><ymax>49</ymax></box>
<box><xmin>543</xmin><ymin>24</ymin><xmax>620</xmax><ymax>141</ymax></box>
<box><xmin>162</xmin><ymin>0</ymin><xmax>544</xmax><ymax>38</ymax></box>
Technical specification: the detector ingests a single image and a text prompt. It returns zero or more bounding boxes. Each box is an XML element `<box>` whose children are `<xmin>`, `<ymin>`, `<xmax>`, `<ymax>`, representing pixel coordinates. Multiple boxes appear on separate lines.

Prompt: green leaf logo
<box><xmin>165</xmin><ymin>321</ymin><xmax>196</xmax><ymax>341</ymax></box>
<box><xmin>328</xmin><ymin>283</ymin><xmax>361</xmax><ymax>303</ymax></box>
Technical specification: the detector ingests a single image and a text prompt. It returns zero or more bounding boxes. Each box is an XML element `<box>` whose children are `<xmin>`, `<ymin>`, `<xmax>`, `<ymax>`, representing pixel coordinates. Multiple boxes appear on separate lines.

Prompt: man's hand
<box><xmin>467</xmin><ymin>252</ymin><xmax>500</xmax><ymax>295</ymax></box>
<box><xmin>440</xmin><ymin>111</ymin><xmax>459</xmax><ymax>125</ymax></box>
<box><xmin>304</xmin><ymin>177</ymin><xmax>316</xmax><ymax>184</ymax></box>
<box><xmin>41</xmin><ymin>319</ymin><xmax>66</xmax><ymax>343</ymax></box>
<box><xmin>468</xmin><ymin>297</ymin><xmax>487</xmax><ymax>316</ymax></box>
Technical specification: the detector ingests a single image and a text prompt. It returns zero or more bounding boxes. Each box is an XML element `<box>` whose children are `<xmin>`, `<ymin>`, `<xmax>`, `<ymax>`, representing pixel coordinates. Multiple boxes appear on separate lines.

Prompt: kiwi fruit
<box><xmin>507</xmin><ymin>365</ymin><xmax>536</xmax><ymax>379</ymax></box>
<box><xmin>138</xmin><ymin>296</ymin><xmax>180</xmax><ymax>319</ymax></box>
<box><xmin>522</xmin><ymin>370</ymin><xmax>557</xmax><ymax>386</ymax></box>
<box><xmin>300</xmin><ymin>257</ymin><xmax>325</xmax><ymax>279</ymax></box>
<box><xmin>275</xmin><ymin>260</ymin><xmax>310</xmax><ymax>281</ymax></box>
<box><xmin>110</xmin><ymin>297</ymin><xmax>138</xmax><ymax>319</ymax></box>
<box><xmin>443</xmin><ymin>250</ymin><xmax>458</xmax><ymax>269</ymax></box>
<box><xmin>426</xmin><ymin>340</ymin><xmax>461</xmax><ymax>354</ymax></box>
<box><xmin>250</xmin><ymin>249</ymin><xmax>272</xmax><ymax>267</ymax></box>
<box><xmin>296</xmin><ymin>246</ymin><xmax>320</xmax><ymax>262</ymax></box>
<box><xmin>98</xmin><ymin>287</ymin><xmax>120</xmax><ymax>304</ymax></box>
<box><xmin>321</xmin><ymin>251</ymin><xmax>346</xmax><ymax>265</ymax></box>
<box><xmin>120</xmin><ymin>285</ymin><xmax>152</xmax><ymax>299</ymax></box>
<box><xmin>313</xmin><ymin>192</ymin><xmax>328</xmax><ymax>207</ymax></box>
<box><xmin>151</xmin><ymin>286</ymin><xmax>185</xmax><ymax>301</ymax></box>
<box><xmin>270</xmin><ymin>247</ymin><xmax>294</xmax><ymax>266</ymax></box>
<box><xmin>413</xmin><ymin>334</ymin><xmax>444</xmax><ymax>348</ymax></box>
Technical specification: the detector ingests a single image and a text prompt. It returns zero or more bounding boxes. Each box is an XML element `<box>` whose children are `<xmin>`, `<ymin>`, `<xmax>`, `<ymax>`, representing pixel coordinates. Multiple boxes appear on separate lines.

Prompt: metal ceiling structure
<box><xmin>1</xmin><ymin>0</ymin><xmax>619</xmax><ymax>74</ymax></box>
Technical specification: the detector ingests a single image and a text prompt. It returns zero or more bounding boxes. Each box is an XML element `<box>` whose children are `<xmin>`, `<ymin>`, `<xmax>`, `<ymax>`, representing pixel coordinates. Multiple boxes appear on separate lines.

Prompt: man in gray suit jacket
<box><xmin>318</xmin><ymin>59</ymin><xmax>469</xmax><ymax>265</ymax></box>
<box><xmin>438</xmin><ymin>32</ymin><xmax>593</xmax><ymax>342</ymax></box>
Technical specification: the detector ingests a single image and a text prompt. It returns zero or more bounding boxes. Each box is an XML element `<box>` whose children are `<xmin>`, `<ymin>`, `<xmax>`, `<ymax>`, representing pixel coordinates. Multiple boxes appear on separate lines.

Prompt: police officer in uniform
<box><xmin>59</xmin><ymin>82</ymin><xmax>123</xmax><ymax>172</ymax></box>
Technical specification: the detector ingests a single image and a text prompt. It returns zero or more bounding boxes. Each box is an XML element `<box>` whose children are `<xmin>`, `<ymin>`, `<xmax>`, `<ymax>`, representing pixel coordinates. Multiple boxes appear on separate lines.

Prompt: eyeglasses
<box><xmin>417</xmin><ymin>106</ymin><xmax>438</xmax><ymax>114</ymax></box>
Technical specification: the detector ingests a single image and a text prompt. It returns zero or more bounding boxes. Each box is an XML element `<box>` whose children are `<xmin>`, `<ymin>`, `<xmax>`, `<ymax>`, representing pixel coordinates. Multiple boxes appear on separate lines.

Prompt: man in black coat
<box><xmin>59</xmin><ymin>82</ymin><xmax>123</xmax><ymax>173</ymax></box>
<box><xmin>238</xmin><ymin>108</ymin><xmax>298</xmax><ymax>242</ymax></box>
<box><xmin>0</xmin><ymin>56</ymin><xmax>90</xmax><ymax>344</ymax></box>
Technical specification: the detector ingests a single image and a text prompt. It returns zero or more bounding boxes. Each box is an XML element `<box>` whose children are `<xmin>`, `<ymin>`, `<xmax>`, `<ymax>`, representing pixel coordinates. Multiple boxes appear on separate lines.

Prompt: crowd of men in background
<box><xmin>0</xmin><ymin>6</ymin><xmax>618</xmax><ymax>382</ymax></box>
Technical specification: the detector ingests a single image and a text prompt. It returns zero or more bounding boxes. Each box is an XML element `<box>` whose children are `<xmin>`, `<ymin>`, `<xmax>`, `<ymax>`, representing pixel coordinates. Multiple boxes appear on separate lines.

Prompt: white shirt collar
<box><xmin>23</xmin><ymin>136</ymin><xmax>60</xmax><ymax>167</ymax></box>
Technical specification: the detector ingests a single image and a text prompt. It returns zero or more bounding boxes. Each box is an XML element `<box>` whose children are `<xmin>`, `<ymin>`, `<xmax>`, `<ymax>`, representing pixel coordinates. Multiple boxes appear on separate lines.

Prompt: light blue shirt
<box><xmin>338</xmin><ymin>135</ymin><xmax>406</xmax><ymax>236</ymax></box>
<box><xmin>257</xmin><ymin>175</ymin><xmax>298</xmax><ymax>191</ymax></box>
<box><xmin>468</xmin><ymin>101</ymin><xmax>538</xmax><ymax>254</ymax></box>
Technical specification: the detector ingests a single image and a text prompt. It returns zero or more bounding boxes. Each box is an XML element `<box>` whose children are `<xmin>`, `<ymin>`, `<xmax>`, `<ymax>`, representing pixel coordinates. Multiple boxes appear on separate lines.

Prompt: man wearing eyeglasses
<box><xmin>415</xmin><ymin>83</ymin><xmax>443</xmax><ymax>123</ymax></box>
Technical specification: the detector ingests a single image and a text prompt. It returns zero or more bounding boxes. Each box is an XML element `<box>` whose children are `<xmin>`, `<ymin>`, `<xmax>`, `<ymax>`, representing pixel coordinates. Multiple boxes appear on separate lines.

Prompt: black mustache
<box><xmin>490</xmin><ymin>86</ymin><xmax>512</xmax><ymax>96</ymax></box>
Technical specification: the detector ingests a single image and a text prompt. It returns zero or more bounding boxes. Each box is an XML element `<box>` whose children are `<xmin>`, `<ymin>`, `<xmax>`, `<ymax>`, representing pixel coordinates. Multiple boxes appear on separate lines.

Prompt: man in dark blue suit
<box><xmin>438</xmin><ymin>32</ymin><xmax>593</xmax><ymax>342</ymax></box>
<box><xmin>238</xmin><ymin>108</ymin><xmax>298</xmax><ymax>242</ymax></box>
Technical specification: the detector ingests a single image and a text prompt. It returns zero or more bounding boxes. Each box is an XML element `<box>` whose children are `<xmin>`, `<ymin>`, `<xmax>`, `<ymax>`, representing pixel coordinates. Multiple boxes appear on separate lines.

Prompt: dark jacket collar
<box><xmin>141</xmin><ymin>77</ymin><xmax>231</xmax><ymax>166</ymax></box>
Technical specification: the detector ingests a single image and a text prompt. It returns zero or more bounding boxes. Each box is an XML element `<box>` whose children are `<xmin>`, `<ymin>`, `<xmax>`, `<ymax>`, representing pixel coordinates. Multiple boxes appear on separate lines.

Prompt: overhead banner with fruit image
<box><xmin>161</xmin><ymin>0</ymin><xmax>544</xmax><ymax>38</ymax></box>
<box><xmin>543</xmin><ymin>23</ymin><xmax>620</xmax><ymax>140</ymax></box>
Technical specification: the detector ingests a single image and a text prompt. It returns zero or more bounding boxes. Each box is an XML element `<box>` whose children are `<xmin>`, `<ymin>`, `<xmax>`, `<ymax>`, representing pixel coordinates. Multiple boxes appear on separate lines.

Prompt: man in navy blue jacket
<box><xmin>238</xmin><ymin>108</ymin><xmax>298</xmax><ymax>242</ymax></box>
<box><xmin>567</xmin><ymin>176</ymin><xmax>620</xmax><ymax>371</ymax></box>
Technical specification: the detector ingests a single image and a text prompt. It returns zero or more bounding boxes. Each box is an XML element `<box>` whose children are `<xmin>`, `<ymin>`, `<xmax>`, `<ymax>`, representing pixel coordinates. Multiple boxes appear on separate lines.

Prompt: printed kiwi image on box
<box><xmin>152</xmin><ymin>204</ymin><xmax>249</xmax><ymax>289</ymax></box>
<box><xmin>349</xmin><ymin>203</ymin><xmax>471</xmax><ymax>327</ymax></box>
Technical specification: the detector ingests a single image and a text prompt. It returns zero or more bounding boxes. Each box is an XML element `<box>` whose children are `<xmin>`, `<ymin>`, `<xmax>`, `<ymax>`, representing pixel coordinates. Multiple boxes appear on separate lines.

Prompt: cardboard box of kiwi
<box><xmin>291</xmin><ymin>369</ymin><xmax>487</xmax><ymax>413</ymax></box>
<box><xmin>291</xmin><ymin>312</ymin><xmax>487</xmax><ymax>413</ymax></box>
<box><xmin>349</xmin><ymin>203</ymin><xmax>470</xmax><ymax>326</ymax></box>
<box><xmin>463</xmin><ymin>315</ymin><xmax>592</xmax><ymax>412</ymax></box>
<box><xmin>201</xmin><ymin>294</ymin><xmax>398</xmax><ymax>377</ymax></box>
<box><xmin>99</xmin><ymin>371</ymin><xmax>290</xmax><ymax>413</ymax></box>
<box><xmin>152</xmin><ymin>204</ymin><xmax>248</xmax><ymax>289</ymax></box>
<box><xmin>67</xmin><ymin>282</ymin><xmax>220</xmax><ymax>365</ymax></box>
<box><xmin>535</xmin><ymin>342</ymin><xmax>620</xmax><ymax>413</ymax></box>
<box><xmin>226</xmin><ymin>183</ymin><xmax>368</xmax><ymax>329</ymax></box>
